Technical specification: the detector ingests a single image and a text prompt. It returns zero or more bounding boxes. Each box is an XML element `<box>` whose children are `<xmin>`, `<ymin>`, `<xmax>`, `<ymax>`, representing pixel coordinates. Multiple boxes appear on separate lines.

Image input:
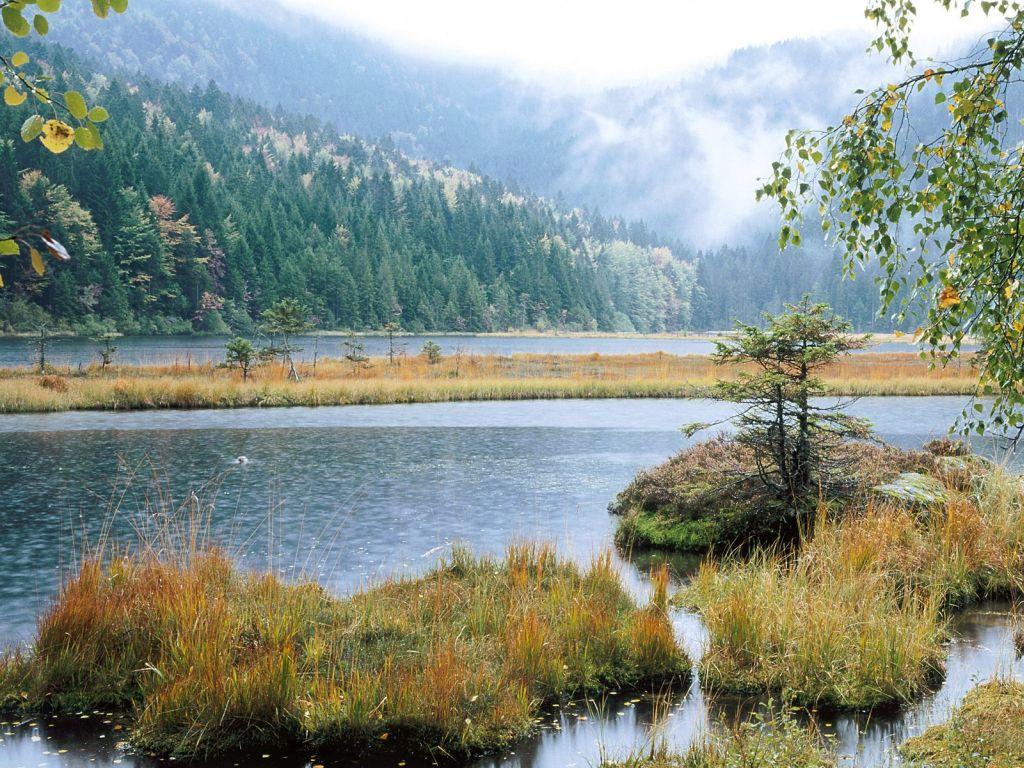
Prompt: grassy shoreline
<box><xmin>0</xmin><ymin>351</ymin><xmax>978</xmax><ymax>413</ymax></box>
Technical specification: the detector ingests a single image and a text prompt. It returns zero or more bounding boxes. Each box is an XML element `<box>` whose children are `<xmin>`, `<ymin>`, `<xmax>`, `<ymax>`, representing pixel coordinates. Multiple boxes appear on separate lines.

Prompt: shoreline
<box><xmin>0</xmin><ymin>329</ymin><xmax>954</xmax><ymax>345</ymax></box>
<box><xmin>0</xmin><ymin>351</ymin><xmax>979</xmax><ymax>414</ymax></box>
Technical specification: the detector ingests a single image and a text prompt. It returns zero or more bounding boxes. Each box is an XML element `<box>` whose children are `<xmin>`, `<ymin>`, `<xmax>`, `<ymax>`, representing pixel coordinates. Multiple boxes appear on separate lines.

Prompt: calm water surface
<box><xmin>0</xmin><ymin>396</ymin><xmax>1019</xmax><ymax>768</ymax></box>
<box><xmin>0</xmin><ymin>333</ymin><xmax>933</xmax><ymax>368</ymax></box>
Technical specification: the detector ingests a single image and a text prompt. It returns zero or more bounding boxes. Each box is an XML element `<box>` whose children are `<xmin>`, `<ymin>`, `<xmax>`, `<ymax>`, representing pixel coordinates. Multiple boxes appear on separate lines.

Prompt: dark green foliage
<box><xmin>686</xmin><ymin>299</ymin><xmax>871</xmax><ymax>511</ymax></box>
<box><xmin>421</xmin><ymin>340</ymin><xmax>442</xmax><ymax>364</ymax></box>
<box><xmin>224</xmin><ymin>336</ymin><xmax>255</xmax><ymax>381</ymax></box>
<box><xmin>0</xmin><ymin>42</ymin><xmax>695</xmax><ymax>336</ymax></box>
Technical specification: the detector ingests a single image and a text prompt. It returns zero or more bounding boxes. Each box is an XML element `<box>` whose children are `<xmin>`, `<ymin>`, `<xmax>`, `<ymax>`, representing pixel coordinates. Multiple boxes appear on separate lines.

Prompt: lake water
<box><xmin>0</xmin><ymin>396</ymin><xmax>1019</xmax><ymax>768</ymax></box>
<box><xmin>0</xmin><ymin>333</ymin><xmax>933</xmax><ymax>368</ymax></box>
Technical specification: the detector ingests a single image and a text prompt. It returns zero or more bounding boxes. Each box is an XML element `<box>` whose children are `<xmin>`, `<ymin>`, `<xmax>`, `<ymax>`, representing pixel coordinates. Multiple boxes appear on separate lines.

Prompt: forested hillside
<box><xmin>0</xmin><ymin>43</ymin><xmax>696</xmax><ymax>335</ymax></box>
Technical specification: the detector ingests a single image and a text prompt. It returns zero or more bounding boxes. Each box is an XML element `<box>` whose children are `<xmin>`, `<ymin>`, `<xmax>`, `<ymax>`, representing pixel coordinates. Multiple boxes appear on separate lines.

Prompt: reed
<box><xmin>899</xmin><ymin>680</ymin><xmax>1024</xmax><ymax>767</ymax></box>
<box><xmin>0</xmin><ymin>351</ymin><xmax>979</xmax><ymax>413</ymax></box>
<box><xmin>683</xmin><ymin>463</ymin><xmax>1024</xmax><ymax>711</ymax></box>
<box><xmin>0</xmin><ymin>540</ymin><xmax>689</xmax><ymax>760</ymax></box>
<box><xmin>600</xmin><ymin>706</ymin><xmax>835</xmax><ymax>768</ymax></box>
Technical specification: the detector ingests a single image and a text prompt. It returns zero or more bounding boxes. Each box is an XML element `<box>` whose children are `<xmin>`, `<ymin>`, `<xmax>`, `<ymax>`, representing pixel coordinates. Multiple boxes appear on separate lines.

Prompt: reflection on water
<box><xmin>0</xmin><ymin>333</ymin><xmax>936</xmax><ymax>368</ymax></box>
<box><xmin>0</xmin><ymin>396</ymin><xmax>1019</xmax><ymax>768</ymax></box>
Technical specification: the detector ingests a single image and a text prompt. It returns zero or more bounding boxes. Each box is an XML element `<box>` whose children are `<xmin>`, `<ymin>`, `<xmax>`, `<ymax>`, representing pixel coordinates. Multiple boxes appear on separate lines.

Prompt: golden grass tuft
<box><xmin>1</xmin><ymin>541</ymin><xmax>690</xmax><ymax>760</ymax></box>
<box><xmin>683</xmin><ymin>464</ymin><xmax>1024</xmax><ymax>710</ymax></box>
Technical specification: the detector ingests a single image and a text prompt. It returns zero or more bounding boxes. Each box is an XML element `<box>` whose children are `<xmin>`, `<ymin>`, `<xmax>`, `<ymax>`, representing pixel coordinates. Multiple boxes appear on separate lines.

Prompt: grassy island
<box><xmin>0</xmin><ymin>350</ymin><xmax>978</xmax><ymax>413</ymax></box>
<box><xmin>616</xmin><ymin>437</ymin><xmax>1023</xmax><ymax>711</ymax></box>
<box><xmin>0</xmin><ymin>542</ymin><xmax>688</xmax><ymax>761</ymax></box>
<box><xmin>900</xmin><ymin>680</ymin><xmax>1024</xmax><ymax>767</ymax></box>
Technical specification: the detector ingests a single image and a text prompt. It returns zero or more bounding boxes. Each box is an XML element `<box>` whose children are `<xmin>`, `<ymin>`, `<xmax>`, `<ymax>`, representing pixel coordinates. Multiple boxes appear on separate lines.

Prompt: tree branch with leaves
<box><xmin>0</xmin><ymin>0</ymin><xmax>125</xmax><ymax>287</ymax></box>
<box><xmin>685</xmin><ymin>298</ymin><xmax>872</xmax><ymax>514</ymax></box>
<box><xmin>758</xmin><ymin>0</ymin><xmax>1024</xmax><ymax>439</ymax></box>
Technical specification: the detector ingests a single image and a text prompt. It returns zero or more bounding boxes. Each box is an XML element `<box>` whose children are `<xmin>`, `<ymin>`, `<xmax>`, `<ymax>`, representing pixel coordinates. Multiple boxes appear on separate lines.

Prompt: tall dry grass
<box><xmin>0</xmin><ymin>351</ymin><xmax>979</xmax><ymax>413</ymax></box>
<box><xmin>684</xmin><ymin>463</ymin><xmax>1024</xmax><ymax>710</ymax></box>
<box><xmin>0</xmin><ymin>533</ymin><xmax>689</xmax><ymax>759</ymax></box>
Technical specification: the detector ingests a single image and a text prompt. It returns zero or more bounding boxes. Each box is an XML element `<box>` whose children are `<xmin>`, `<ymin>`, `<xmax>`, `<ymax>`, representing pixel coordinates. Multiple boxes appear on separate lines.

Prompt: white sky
<box><xmin>273</xmin><ymin>0</ymin><xmax>999</xmax><ymax>90</ymax></box>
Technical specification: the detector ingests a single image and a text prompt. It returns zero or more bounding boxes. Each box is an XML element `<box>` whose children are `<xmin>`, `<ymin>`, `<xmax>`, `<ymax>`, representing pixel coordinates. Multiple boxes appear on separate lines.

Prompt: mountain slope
<box><xmin>0</xmin><ymin>42</ymin><xmax>696</xmax><ymax>335</ymax></box>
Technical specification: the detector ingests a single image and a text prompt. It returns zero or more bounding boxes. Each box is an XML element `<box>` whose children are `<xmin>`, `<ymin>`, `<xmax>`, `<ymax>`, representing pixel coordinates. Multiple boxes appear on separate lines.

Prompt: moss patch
<box><xmin>611</xmin><ymin>437</ymin><xmax>949</xmax><ymax>554</ymax></box>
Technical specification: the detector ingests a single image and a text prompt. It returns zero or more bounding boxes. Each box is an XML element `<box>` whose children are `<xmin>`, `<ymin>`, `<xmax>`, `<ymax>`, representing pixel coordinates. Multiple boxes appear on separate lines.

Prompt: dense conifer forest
<box><xmin>0</xmin><ymin>39</ymin><xmax>892</xmax><ymax>335</ymax></box>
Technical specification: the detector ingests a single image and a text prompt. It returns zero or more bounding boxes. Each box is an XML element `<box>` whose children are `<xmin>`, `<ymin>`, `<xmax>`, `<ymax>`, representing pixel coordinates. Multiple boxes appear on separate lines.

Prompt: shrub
<box><xmin>684</xmin><ymin>550</ymin><xmax>946</xmax><ymax>710</ymax></box>
<box><xmin>682</xmin><ymin>462</ymin><xmax>1024</xmax><ymax>710</ymax></box>
<box><xmin>37</xmin><ymin>374</ymin><xmax>68</xmax><ymax>392</ymax></box>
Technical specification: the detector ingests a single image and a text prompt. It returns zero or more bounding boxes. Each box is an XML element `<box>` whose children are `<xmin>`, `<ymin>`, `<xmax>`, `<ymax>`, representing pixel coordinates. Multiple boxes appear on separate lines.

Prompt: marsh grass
<box><xmin>899</xmin><ymin>680</ymin><xmax>1024</xmax><ymax>767</ymax></box>
<box><xmin>600</xmin><ymin>706</ymin><xmax>835</xmax><ymax>768</ymax></box>
<box><xmin>683</xmin><ymin>464</ymin><xmax>1024</xmax><ymax>710</ymax></box>
<box><xmin>0</xmin><ymin>351</ymin><xmax>978</xmax><ymax>413</ymax></box>
<box><xmin>0</xmin><ymin>526</ymin><xmax>689</xmax><ymax>760</ymax></box>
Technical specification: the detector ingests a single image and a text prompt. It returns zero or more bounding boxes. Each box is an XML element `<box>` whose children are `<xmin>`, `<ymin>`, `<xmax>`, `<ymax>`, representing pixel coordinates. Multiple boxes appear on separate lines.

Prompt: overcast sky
<box><xmin>272</xmin><ymin>0</ymin><xmax>998</xmax><ymax>90</ymax></box>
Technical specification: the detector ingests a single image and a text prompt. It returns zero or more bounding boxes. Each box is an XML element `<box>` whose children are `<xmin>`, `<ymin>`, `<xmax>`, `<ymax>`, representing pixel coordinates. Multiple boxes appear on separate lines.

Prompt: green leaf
<box><xmin>83</xmin><ymin>121</ymin><xmax>102</xmax><ymax>150</ymax></box>
<box><xmin>74</xmin><ymin>124</ymin><xmax>95</xmax><ymax>149</ymax></box>
<box><xmin>32</xmin><ymin>13</ymin><xmax>47</xmax><ymax>35</ymax></box>
<box><xmin>90</xmin><ymin>0</ymin><xmax>109</xmax><ymax>17</ymax></box>
<box><xmin>87</xmin><ymin>105</ymin><xmax>108</xmax><ymax>123</ymax></box>
<box><xmin>20</xmin><ymin>113</ymin><xmax>42</xmax><ymax>142</ymax></box>
<box><xmin>0</xmin><ymin>239</ymin><xmax>19</xmax><ymax>256</ymax></box>
<box><xmin>934</xmin><ymin>92</ymin><xmax>946</xmax><ymax>104</ymax></box>
<box><xmin>64</xmin><ymin>90</ymin><xmax>87</xmax><ymax>119</ymax></box>
<box><xmin>2</xmin><ymin>7</ymin><xmax>30</xmax><ymax>37</ymax></box>
<box><xmin>109</xmin><ymin>0</ymin><xmax>127</xmax><ymax>12</ymax></box>
<box><xmin>37</xmin><ymin>0</ymin><xmax>61</xmax><ymax>11</ymax></box>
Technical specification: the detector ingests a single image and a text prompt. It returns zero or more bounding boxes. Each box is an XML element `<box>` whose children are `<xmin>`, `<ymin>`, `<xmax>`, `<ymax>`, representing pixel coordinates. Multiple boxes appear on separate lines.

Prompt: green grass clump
<box><xmin>684</xmin><ymin>552</ymin><xmax>946</xmax><ymax>710</ymax></box>
<box><xmin>601</xmin><ymin>708</ymin><xmax>835</xmax><ymax>768</ymax></box>
<box><xmin>900</xmin><ymin>680</ymin><xmax>1024</xmax><ymax>767</ymax></box>
<box><xmin>0</xmin><ymin>544</ymin><xmax>689</xmax><ymax>761</ymax></box>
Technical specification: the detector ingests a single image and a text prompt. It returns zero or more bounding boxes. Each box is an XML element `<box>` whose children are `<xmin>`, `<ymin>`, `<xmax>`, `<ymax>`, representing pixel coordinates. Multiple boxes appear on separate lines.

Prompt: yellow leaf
<box><xmin>4</xmin><ymin>85</ymin><xmax>26</xmax><ymax>106</ymax></box>
<box><xmin>938</xmin><ymin>286</ymin><xmax>961</xmax><ymax>309</ymax></box>
<box><xmin>1004</xmin><ymin>281</ymin><xmax>1017</xmax><ymax>300</ymax></box>
<box><xmin>0</xmin><ymin>271</ymin><xmax>4</xmax><ymax>288</ymax></box>
<box><xmin>29</xmin><ymin>247</ymin><xmax>43</xmax><ymax>276</ymax></box>
<box><xmin>40</xmin><ymin>119</ymin><xmax>74</xmax><ymax>153</ymax></box>
<box><xmin>11</xmin><ymin>51</ymin><xmax>28</xmax><ymax>67</ymax></box>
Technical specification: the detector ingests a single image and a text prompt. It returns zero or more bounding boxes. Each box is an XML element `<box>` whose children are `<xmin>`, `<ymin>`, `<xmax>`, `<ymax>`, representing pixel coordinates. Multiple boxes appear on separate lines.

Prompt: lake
<box><xmin>0</xmin><ymin>333</ymin><xmax>933</xmax><ymax>368</ymax></box>
<box><xmin>0</xmin><ymin>396</ymin><xmax>1019</xmax><ymax>768</ymax></box>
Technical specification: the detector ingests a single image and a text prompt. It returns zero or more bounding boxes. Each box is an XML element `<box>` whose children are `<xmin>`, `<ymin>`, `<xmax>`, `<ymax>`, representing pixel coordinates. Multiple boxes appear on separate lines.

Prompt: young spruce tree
<box><xmin>685</xmin><ymin>297</ymin><xmax>872</xmax><ymax>515</ymax></box>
